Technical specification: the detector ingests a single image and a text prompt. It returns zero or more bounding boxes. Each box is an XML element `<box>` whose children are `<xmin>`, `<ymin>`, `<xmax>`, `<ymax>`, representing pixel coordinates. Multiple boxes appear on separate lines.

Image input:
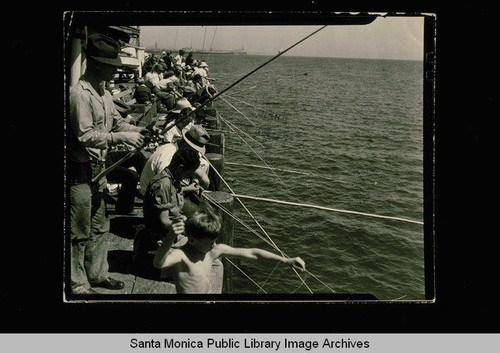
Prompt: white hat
<box><xmin>182</xmin><ymin>125</ymin><xmax>210</xmax><ymax>154</ymax></box>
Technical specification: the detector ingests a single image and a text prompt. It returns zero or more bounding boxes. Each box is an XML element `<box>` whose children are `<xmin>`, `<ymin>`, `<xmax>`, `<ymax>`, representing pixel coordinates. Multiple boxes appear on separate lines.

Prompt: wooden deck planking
<box><xmin>95</xmin><ymin>198</ymin><xmax>223</xmax><ymax>295</ymax></box>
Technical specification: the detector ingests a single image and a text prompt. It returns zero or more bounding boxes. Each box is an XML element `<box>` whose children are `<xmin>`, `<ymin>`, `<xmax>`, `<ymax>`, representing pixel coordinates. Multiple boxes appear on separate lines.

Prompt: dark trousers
<box><xmin>106</xmin><ymin>151</ymin><xmax>147</xmax><ymax>213</ymax></box>
<box><xmin>152</xmin><ymin>87</ymin><xmax>176</xmax><ymax>110</ymax></box>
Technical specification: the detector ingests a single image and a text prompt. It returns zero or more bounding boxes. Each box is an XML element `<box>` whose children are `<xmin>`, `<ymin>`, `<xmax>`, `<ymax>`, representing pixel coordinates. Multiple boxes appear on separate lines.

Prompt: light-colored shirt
<box><xmin>193</xmin><ymin>67</ymin><xmax>207</xmax><ymax>77</ymax></box>
<box><xmin>140</xmin><ymin>143</ymin><xmax>177</xmax><ymax>196</ymax></box>
<box><xmin>69</xmin><ymin>76</ymin><xmax>135</xmax><ymax>163</ymax></box>
<box><xmin>157</xmin><ymin>77</ymin><xmax>174</xmax><ymax>90</ymax></box>
<box><xmin>139</xmin><ymin>141</ymin><xmax>209</xmax><ymax>196</ymax></box>
<box><xmin>144</xmin><ymin>71</ymin><xmax>160</xmax><ymax>88</ymax></box>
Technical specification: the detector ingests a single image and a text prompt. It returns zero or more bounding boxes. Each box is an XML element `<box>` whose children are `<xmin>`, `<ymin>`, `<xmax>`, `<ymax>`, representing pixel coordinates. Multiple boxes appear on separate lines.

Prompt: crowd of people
<box><xmin>68</xmin><ymin>33</ymin><xmax>305</xmax><ymax>296</ymax></box>
<box><xmin>137</xmin><ymin>49</ymin><xmax>214</xmax><ymax>113</ymax></box>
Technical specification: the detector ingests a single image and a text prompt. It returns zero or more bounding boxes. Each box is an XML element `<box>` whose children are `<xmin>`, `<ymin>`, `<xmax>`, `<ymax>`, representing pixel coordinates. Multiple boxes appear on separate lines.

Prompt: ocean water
<box><xmin>203</xmin><ymin>54</ymin><xmax>425</xmax><ymax>300</ymax></box>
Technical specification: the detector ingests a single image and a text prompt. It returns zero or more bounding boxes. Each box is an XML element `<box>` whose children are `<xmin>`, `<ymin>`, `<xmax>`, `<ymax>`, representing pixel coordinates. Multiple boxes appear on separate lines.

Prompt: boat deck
<box><xmin>88</xmin><ymin>194</ymin><xmax>224</xmax><ymax>296</ymax></box>
<box><xmin>74</xmin><ymin>82</ymin><xmax>224</xmax><ymax>297</ymax></box>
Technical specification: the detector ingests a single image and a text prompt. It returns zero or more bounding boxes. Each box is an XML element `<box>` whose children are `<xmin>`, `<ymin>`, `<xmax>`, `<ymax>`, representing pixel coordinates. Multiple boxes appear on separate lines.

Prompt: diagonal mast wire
<box><xmin>217</xmin><ymin>113</ymin><xmax>265</xmax><ymax>148</ymax></box>
<box><xmin>220</xmin><ymin>96</ymin><xmax>257</xmax><ymax>126</ymax></box>
<box><xmin>218</xmin><ymin>114</ymin><xmax>285</xmax><ymax>185</ymax></box>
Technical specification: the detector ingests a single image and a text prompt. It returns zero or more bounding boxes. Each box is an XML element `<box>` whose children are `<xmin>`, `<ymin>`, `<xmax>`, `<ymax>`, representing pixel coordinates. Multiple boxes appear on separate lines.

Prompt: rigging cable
<box><xmin>204</xmin><ymin>192</ymin><xmax>317</xmax><ymax>293</ymax></box>
<box><xmin>201</xmin><ymin>26</ymin><xmax>207</xmax><ymax>53</ymax></box>
<box><xmin>206</xmin><ymin>26</ymin><xmax>218</xmax><ymax>63</ymax></box>
<box><xmin>204</xmin><ymin>160</ymin><xmax>313</xmax><ymax>293</ymax></box>
<box><xmin>218</xmin><ymin>113</ymin><xmax>285</xmax><ymax>184</ymax></box>
<box><xmin>204</xmin><ymin>192</ymin><xmax>336</xmax><ymax>293</ymax></box>
<box><xmin>217</xmin><ymin>113</ymin><xmax>265</xmax><ymax>148</ymax></box>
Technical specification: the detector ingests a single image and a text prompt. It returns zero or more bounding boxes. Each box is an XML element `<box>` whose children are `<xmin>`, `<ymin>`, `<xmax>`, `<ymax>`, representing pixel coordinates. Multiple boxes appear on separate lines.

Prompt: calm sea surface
<box><xmin>203</xmin><ymin>54</ymin><xmax>424</xmax><ymax>300</ymax></box>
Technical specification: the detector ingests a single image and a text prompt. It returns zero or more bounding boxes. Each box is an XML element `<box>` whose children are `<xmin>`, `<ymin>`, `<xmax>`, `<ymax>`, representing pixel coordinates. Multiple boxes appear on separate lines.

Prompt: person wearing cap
<box><xmin>193</xmin><ymin>62</ymin><xmax>209</xmax><ymax>84</ymax></box>
<box><xmin>69</xmin><ymin>33</ymin><xmax>147</xmax><ymax>295</ymax></box>
<box><xmin>138</xmin><ymin>124</ymin><xmax>211</xmax><ymax>198</ymax></box>
<box><xmin>144</xmin><ymin>64</ymin><xmax>162</xmax><ymax>88</ymax></box>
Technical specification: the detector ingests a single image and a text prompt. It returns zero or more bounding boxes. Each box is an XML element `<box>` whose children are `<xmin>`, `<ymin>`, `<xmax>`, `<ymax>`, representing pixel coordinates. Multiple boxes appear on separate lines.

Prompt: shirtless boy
<box><xmin>153</xmin><ymin>208</ymin><xmax>306</xmax><ymax>293</ymax></box>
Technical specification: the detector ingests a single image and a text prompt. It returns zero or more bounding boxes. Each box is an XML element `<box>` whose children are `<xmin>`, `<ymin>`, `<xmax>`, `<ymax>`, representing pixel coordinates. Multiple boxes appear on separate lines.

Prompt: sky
<box><xmin>139</xmin><ymin>16</ymin><xmax>424</xmax><ymax>61</ymax></box>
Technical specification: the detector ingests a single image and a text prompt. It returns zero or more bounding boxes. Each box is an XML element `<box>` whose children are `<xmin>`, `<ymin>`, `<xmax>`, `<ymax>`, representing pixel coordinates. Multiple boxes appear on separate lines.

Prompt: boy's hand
<box><xmin>288</xmin><ymin>257</ymin><xmax>306</xmax><ymax>272</ymax></box>
<box><xmin>171</xmin><ymin>216</ymin><xmax>185</xmax><ymax>237</ymax></box>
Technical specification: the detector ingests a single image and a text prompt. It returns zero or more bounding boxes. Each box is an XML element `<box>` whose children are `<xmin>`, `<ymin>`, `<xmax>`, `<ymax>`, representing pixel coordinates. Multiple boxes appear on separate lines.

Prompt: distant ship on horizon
<box><xmin>193</xmin><ymin>45</ymin><xmax>247</xmax><ymax>55</ymax></box>
<box><xmin>146</xmin><ymin>45</ymin><xmax>247</xmax><ymax>56</ymax></box>
<box><xmin>190</xmin><ymin>46</ymin><xmax>247</xmax><ymax>55</ymax></box>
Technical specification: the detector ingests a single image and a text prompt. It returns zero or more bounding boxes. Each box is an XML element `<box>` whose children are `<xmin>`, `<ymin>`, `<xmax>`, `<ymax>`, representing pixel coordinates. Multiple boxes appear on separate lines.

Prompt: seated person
<box><xmin>147</xmin><ymin>65</ymin><xmax>176</xmax><ymax>111</ymax></box>
<box><xmin>107</xmin><ymin>101</ymin><xmax>148</xmax><ymax>214</ymax></box>
<box><xmin>133</xmin><ymin>147</ymin><xmax>201</xmax><ymax>273</ymax></box>
<box><xmin>133</xmin><ymin>78</ymin><xmax>152</xmax><ymax>104</ymax></box>
<box><xmin>139</xmin><ymin>124</ymin><xmax>210</xmax><ymax>198</ymax></box>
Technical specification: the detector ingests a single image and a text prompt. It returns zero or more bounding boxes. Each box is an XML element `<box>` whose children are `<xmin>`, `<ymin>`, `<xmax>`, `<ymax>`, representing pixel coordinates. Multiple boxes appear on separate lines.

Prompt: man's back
<box><xmin>139</xmin><ymin>143</ymin><xmax>177</xmax><ymax>195</ymax></box>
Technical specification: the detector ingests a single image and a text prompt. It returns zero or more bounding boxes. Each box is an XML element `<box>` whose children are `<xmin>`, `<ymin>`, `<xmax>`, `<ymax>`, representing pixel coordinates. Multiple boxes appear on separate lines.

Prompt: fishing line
<box><xmin>220</xmin><ymin>96</ymin><xmax>257</xmax><ymax>127</ymax></box>
<box><xmin>231</xmin><ymin>193</ymin><xmax>424</xmax><ymax>225</ymax></box>
<box><xmin>224</xmin><ymin>258</ymin><xmax>267</xmax><ymax>294</ymax></box>
<box><xmin>218</xmin><ymin>113</ymin><xmax>265</xmax><ymax>148</ymax></box>
<box><xmin>218</xmin><ymin>114</ymin><xmax>285</xmax><ymax>185</ymax></box>
<box><xmin>260</xmin><ymin>260</ymin><xmax>282</xmax><ymax>291</ymax></box>
<box><xmin>202</xmin><ymin>193</ymin><xmax>277</xmax><ymax>250</ymax></box>
<box><xmin>225</xmin><ymin>161</ymin><xmax>338</xmax><ymax>181</ymax></box>
<box><xmin>224</xmin><ymin>94</ymin><xmax>274</xmax><ymax>114</ymax></box>
<box><xmin>94</xmin><ymin>26</ymin><xmax>327</xmax><ymax>182</ymax></box>
<box><xmin>303</xmin><ymin>269</ymin><xmax>336</xmax><ymax>293</ymax></box>
<box><xmin>204</xmin><ymin>192</ymin><xmax>332</xmax><ymax>294</ymax></box>
<box><xmin>203</xmin><ymin>163</ymin><xmax>313</xmax><ymax>293</ymax></box>
<box><xmin>229</xmin><ymin>86</ymin><xmax>258</xmax><ymax>96</ymax></box>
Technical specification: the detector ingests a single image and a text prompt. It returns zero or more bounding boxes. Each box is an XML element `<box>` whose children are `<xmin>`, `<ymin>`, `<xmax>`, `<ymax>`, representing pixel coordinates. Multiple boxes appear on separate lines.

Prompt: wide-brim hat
<box><xmin>182</xmin><ymin>124</ymin><xmax>210</xmax><ymax>154</ymax></box>
<box><xmin>85</xmin><ymin>34</ymin><xmax>123</xmax><ymax>67</ymax></box>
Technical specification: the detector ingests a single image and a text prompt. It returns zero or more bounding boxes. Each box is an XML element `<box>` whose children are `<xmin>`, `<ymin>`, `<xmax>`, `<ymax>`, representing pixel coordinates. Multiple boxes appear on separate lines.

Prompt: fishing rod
<box><xmin>91</xmin><ymin>25</ymin><xmax>328</xmax><ymax>183</ymax></box>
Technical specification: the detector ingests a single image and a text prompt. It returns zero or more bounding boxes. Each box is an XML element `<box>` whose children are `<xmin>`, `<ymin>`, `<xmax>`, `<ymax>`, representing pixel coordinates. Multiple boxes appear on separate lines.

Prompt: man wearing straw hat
<box><xmin>68</xmin><ymin>33</ymin><xmax>146</xmax><ymax>295</ymax></box>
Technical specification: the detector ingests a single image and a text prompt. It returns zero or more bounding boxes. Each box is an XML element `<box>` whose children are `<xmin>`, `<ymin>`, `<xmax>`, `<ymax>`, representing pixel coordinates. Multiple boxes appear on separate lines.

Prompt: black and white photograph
<box><xmin>64</xmin><ymin>12</ymin><xmax>433</xmax><ymax>302</ymax></box>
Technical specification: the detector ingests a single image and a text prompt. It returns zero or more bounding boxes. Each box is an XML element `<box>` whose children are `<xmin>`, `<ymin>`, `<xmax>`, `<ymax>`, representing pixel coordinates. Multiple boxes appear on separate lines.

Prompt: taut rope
<box><xmin>231</xmin><ymin>193</ymin><xmax>424</xmax><ymax>225</ymax></box>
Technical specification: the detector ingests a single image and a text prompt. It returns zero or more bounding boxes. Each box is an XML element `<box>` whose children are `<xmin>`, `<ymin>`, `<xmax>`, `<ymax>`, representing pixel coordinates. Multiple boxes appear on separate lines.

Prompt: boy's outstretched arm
<box><xmin>215</xmin><ymin>244</ymin><xmax>305</xmax><ymax>272</ymax></box>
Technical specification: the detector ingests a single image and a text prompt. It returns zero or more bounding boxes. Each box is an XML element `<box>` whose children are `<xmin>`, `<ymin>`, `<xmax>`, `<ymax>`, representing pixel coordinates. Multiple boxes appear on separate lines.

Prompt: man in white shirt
<box><xmin>139</xmin><ymin>124</ymin><xmax>210</xmax><ymax>197</ymax></box>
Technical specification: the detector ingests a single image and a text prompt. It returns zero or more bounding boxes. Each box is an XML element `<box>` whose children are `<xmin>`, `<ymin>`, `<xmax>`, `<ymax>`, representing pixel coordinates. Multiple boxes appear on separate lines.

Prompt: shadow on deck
<box><xmin>88</xmin><ymin>197</ymin><xmax>223</xmax><ymax>296</ymax></box>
